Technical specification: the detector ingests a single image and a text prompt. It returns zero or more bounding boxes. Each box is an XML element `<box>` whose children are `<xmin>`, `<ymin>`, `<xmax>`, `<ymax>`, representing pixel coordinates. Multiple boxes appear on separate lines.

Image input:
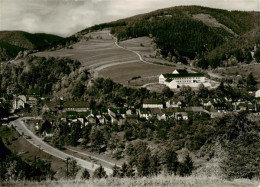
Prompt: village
<box><xmin>1</xmin><ymin>82</ymin><xmax>260</xmax><ymax>138</ymax></box>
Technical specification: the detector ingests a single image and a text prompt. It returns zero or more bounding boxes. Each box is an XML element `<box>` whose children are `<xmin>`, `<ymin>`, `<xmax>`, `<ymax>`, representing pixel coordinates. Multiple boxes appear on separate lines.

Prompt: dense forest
<box><xmin>0</xmin><ymin>56</ymin><xmax>81</xmax><ymax>96</ymax></box>
<box><xmin>76</xmin><ymin>6</ymin><xmax>259</xmax><ymax>68</ymax></box>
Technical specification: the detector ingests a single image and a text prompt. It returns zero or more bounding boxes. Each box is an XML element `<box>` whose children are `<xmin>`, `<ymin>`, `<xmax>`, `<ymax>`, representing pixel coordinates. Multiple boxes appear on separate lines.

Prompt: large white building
<box><xmin>159</xmin><ymin>69</ymin><xmax>206</xmax><ymax>89</ymax></box>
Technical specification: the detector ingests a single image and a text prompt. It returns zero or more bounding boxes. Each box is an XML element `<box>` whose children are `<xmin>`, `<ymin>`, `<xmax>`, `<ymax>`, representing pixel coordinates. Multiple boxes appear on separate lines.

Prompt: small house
<box><xmin>166</xmin><ymin>99</ymin><xmax>182</xmax><ymax>108</ymax></box>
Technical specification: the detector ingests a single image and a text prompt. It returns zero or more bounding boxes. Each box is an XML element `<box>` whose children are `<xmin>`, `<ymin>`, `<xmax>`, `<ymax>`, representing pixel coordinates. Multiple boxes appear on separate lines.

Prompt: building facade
<box><xmin>159</xmin><ymin>69</ymin><xmax>206</xmax><ymax>89</ymax></box>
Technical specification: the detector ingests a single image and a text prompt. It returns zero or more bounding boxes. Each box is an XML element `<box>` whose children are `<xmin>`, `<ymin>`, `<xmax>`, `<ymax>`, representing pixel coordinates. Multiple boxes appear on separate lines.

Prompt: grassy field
<box><xmin>0</xmin><ymin>126</ymin><xmax>67</xmax><ymax>179</ymax></box>
<box><xmin>3</xmin><ymin>176</ymin><xmax>259</xmax><ymax>187</ymax></box>
<box><xmin>34</xmin><ymin>30</ymin><xmax>177</xmax><ymax>87</ymax></box>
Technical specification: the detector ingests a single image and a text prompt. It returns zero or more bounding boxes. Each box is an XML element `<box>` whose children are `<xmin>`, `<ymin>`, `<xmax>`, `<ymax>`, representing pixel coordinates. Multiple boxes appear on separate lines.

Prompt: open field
<box><xmin>34</xmin><ymin>30</ymin><xmax>177</xmax><ymax>87</ymax></box>
<box><xmin>3</xmin><ymin>176</ymin><xmax>259</xmax><ymax>187</ymax></box>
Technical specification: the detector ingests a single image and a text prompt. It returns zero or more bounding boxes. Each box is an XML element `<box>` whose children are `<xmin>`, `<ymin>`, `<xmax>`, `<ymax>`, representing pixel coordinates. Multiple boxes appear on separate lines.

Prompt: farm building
<box><xmin>143</xmin><ymin>99</ymin><xmax>164</xmax><ymax>109</ymax></box>
<box><xmin>159</xmin><ymin>69</ymin><xmax>206</xmax><ymax>89</ymax></box>
<box><xmin>62</xmin><ymin>101</ymin><xmax>90</xmax><ymax>112</ymax></box>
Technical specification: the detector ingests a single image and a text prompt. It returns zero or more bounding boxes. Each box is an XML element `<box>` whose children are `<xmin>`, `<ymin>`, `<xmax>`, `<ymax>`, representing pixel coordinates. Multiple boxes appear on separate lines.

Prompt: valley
<box><xmin>1</xmin><ymin>5</ymin><xmax>260</xmax><ymax>186</ymax></box>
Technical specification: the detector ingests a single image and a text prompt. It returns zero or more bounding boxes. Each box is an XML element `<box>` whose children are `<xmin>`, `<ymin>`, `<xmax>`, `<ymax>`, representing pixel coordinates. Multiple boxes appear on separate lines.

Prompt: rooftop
<box><xmin>143</xmin><ymin>99</ymin><xmax>163</xmax><ymax>104</ymax></box>
<box><xmin>164</xmin><ymin>72</ymin><xmax>205</xmax><ymax>79</ymax></box>
<box><xmin>63</xmin><ymin>101</ymin><xmax>90</xmax><ymax>108</ymax></box>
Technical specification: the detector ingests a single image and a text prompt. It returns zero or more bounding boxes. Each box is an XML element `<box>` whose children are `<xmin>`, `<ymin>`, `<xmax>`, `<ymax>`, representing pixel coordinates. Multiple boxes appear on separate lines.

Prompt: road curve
<box><xmin>109</xmin><ymin>33</ymin><xmax>155</xmax><ymax>66</ymax></box>
<box><xmin>11</xmin><ymin>118</ymin><xmax>113</xmax><ymax>175</ymax></box>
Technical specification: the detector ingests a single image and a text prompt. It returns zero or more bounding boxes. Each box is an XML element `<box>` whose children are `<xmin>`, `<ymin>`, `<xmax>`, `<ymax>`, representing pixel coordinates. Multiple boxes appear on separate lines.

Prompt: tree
<box><xmin>149</xmin><ymin>153</ymin><xmax>161</xmax><ymax>176</ymax></box>
<box><xmin>72</xmin><ymin>83</ymin><xmax>85</xmax><ymax>98</ymax></box>
<box><xmin>137</xmin><ymin>152</ymin><xmax>151</xmax><ymax>177</ymax></box>
<box><xmin>93</xmin><ymin>165</ymin><xmax>107</xmax><ymax>179</ymax></box>
<box><xmin>90</xmin><ymin>129</ymin><xmax>106</xmax><ymax>152</ymax></box>
<box><xmin>164</xmin><ymin>149</ymin><xmax>179</xmax><ymax>175</ymax></box>
<box><xmin>112</xmin><ymin>164</ymin><xmax>120</xmax><ymax>177</ymax></box>
<box><xmin>69</xmin><ymin>159</ymin><xmax>79</xmax><ymax>179</ymax></box>
<box><xmin>126</xmin><ymin>164</ymin><xmax>135</xmax><ymax>178</ymax></box>
<box><xmin>120</xmin><ymin>162</ymin><xmax>128</xmax><ymax>177</ymax></box>
<box><xmin>81</xmin><ymin>169</ymin><xmax>90</xmax><ymax>180</ymax></box>
<box><xmin>178</xmin><ymin>154</ymin><xmax>194</xmax><ymax>177</ymax></box>
<box><xmin>246</xmin><ymin>73</ymin><xmax>257</xmax><ymax>91</ymax></box>
<box><xmin>162</xmin><ymin>87</ymin><xmax>173</xmax><ymax>98</ymax></box>
<box><xmin>197</xmin><ymin>57</ymin><xmax>209</xmax><ymax>69</ymax></box>
<box><xmin>197</xmin><ymin>83</ymin><xmax>208</xmax><ymax>98</ymax></box>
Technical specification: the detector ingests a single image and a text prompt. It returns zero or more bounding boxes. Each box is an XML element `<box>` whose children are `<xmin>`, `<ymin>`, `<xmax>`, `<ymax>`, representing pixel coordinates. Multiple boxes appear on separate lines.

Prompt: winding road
<box><xmin>11</xmin><ymin>118</ymin><xmax>113</xmax><ymax>175</ymax></box>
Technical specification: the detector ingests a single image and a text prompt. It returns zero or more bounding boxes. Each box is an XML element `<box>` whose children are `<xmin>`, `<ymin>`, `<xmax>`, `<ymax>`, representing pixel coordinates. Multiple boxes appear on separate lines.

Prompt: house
<box><xmin>159</xmin><ymin>69</ymin><xmax>206</xmax><ymax>89</ymax></box>
<box><xmin>108</xmin><ymin>108</ymin><xmax>126</xmax><ymax>118</ymax></box>
<box><xmin>174</xmin><ymin>112</ymin><xmax>188</xmax><ymax>120</ymax></box>
<box><xmin>86</xmin><ymin>114</ymin><xmax>96</xmax><ymax>124</ymax></box>
<box><xmin>42</xmin><ymin>102</ymin><xmax>58</xmax><ymax>113</ymax></box>
<box><xmin>255</xmin><ymin>89</ymin><xmax>260</xmax><ymax>98</ymax></box>
<box><xmin>138</xmin><ymin>108</ymin><xmax>152</xmax><ymax>120</ymax></box>
<box><xmin>185</xmin><ymin>107</ymin><xmax>207</xmax><ymax>114</ymax></box>
<box><xmin>201</xmin><ymin>99</ymin><xmax>213</xmax><ymax>107</ymax></box>
<box><xmin>126</xmin><ymin>108</ymin><xmax>136</xmax><ymax>115</ymax></box>
<box><xmin>157</xmin><ymin>113</ymin><xmax>168</xmax><ymax>121</ymax></box>
<box><xmin>213</xmin><ymin>103</ymin><xmax>226</xmax><ymax>113</ymax></box>
<box><xmin>63</xmin><ymin>101</ymin><xmax>90</xmax><ymax>112</ymax></box>
<box><xmin>166</xmin><ymin>99</ymin><xmax>182</xmax><ymax>108</ymax></box>
<box><xmin>151</xmin><ymin>108</ymin><xmax>163</xmax><ymax>117</ymax></box>
<box><xmin>143</xmin><ymin>99</ymin><xmax>164</xmax><ymax>109</ymax></box>
<box><xmin>97</xmin><ymin>115</ymin><xmax>108</xmax><ymax>125</ymax></box>
<box><xmin>108</xmin><ymin>108</ymin><xmax>127</xmax><ymax>125</ymax></box>
<box><xmin>235</xmin><ymin>102</ymin><xmax>256</xmax><ymax>112</ymax></box>
<box><xmin>12</xmin><ymin>95</ymin><xmax>27</xmax><ymax>110</ymax></box>
<box><xmin>126</xmin><ymin>114</ymin><xmax>139</xmax><ymax>123</ymax></box>
<box><xmin>27</xmin><ymin>96</ymin><xmax>38</xmax><ymax>106</ymax></box>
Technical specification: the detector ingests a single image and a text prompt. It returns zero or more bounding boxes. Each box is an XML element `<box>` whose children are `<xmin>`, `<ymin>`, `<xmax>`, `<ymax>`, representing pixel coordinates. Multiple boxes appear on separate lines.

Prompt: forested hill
<box><xmin>0</xmin><ymin>31</ymin><xmax>63</xmax><ymax>60</ymax></box>
<box><xmin>79</xmin><ymin>6</ymin><xmax>259</xmax><ymax>68</ymax></box>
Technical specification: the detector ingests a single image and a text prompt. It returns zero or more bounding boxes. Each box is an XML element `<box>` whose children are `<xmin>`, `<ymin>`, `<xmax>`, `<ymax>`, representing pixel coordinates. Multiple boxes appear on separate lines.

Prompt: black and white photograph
<box><xmin>0</xmin><ymin>0</ymin><xmax>260</xmax><ymax>186</ymax></box>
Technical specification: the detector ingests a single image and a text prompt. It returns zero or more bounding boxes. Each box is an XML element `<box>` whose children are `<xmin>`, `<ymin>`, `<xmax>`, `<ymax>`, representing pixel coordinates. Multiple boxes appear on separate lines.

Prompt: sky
<box><xmin>0</xmin><ymin>0</ymin><xmax>259</xmax><ymax>37</ymax></box>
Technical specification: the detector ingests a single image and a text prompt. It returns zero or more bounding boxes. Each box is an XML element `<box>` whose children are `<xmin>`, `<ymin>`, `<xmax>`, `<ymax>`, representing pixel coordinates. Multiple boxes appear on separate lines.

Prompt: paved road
<box><xmin>11</xmin><ymin>118</ymin><xmax>113</xmax><ymax>175</ymax></box>
<box><xmin>67</xmin><ymin>148</ymin><xmax>121</xmax><ymax>168</ymax></box>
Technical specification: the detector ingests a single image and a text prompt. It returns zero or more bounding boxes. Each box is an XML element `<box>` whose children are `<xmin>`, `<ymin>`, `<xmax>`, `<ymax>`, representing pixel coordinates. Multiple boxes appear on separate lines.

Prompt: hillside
<box><xmin>79</xmin><ymin>6</ymin><xmax>259</xmax><ymax>68</ymax></box>
<box><xmin>0</xmin><ymin>31</ymin><xmax>63</xmax><ymax>60</ymax></box>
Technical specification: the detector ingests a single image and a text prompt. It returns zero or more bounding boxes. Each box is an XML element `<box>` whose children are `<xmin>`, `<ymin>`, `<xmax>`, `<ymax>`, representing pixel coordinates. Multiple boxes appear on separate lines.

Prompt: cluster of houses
<box><xmin>12</xmin><ymin>93</ymin><xmax>40</xmax><ymax>112</ymax></box>
<box><xmin>38</xmin><ymin>95</ymin><xmax>260</xmax><ymax>132</ymax></box>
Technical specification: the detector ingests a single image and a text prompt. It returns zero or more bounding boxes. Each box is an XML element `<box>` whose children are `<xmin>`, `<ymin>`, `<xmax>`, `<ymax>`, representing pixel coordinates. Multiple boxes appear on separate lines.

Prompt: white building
<box><xmin>159</xmin><ymin>69</ymin><xmax>206</xmax><ymax>89</ymax></box>
<box><xmin>255</xmin><ymin>89</ymin><xmax>260</xmax><ymax>98</ymax></box>
<box><xmin>143</xmin><ymin>99</ymin><xmax>164</xmax><ymax>109</ymax></box>
<box><xmin>12</xmin><ymin>95</ymin><xmax>27</xmax><ymax>110</ymax></box>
